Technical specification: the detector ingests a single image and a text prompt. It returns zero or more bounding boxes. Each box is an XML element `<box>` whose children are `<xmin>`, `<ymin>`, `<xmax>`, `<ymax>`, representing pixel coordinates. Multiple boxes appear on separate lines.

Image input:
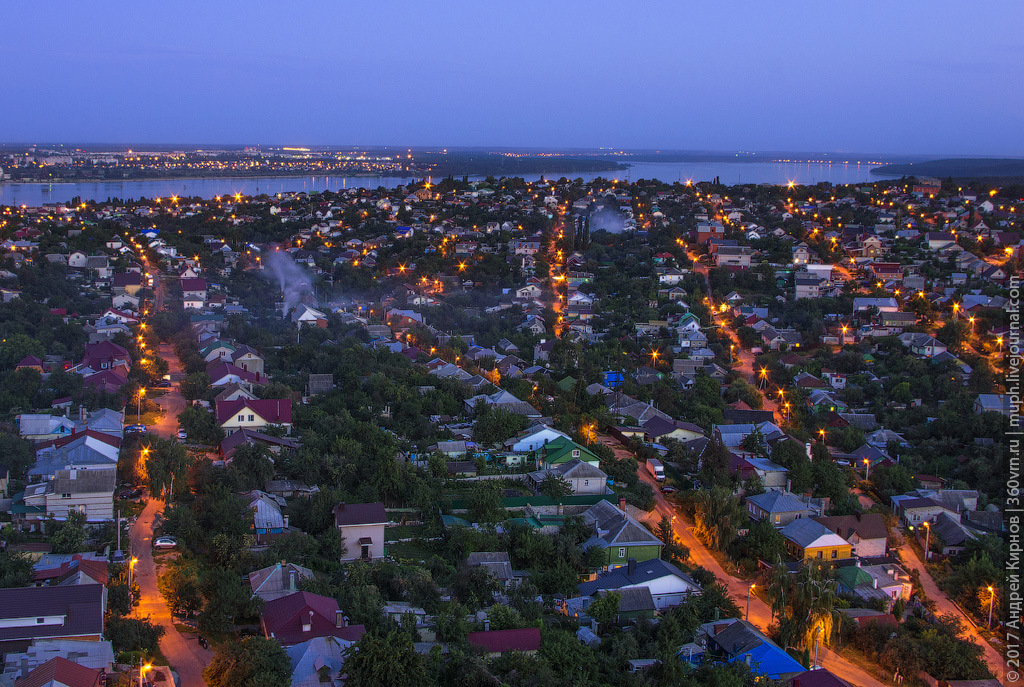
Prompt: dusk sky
<box><xmin>4</xmin><ymin>1</ymin><xmax>1022</xmax><ymax>156</ymax></box>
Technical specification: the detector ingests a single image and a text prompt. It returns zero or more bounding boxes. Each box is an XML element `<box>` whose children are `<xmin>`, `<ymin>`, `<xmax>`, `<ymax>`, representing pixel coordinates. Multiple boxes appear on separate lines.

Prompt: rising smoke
<box><xmin>265</xmin><ymin>250</ymin><xmax>314</xmax><ymax>314</ymax></box>
<box><xmin>588</xmin><ymin>204</ymin><xmax>627</xmax><ymax>233</ymax></box>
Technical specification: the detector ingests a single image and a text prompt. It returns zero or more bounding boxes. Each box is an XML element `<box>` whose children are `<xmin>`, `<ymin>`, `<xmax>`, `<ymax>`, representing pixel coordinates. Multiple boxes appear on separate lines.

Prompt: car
<box><xmin>153</xmin><ymin>537</ymin><xmax>177</xmax><ymax>550</ymax></box>
<box><xmin>660</xmin><ymin>485</ymin><xmax>678</xmax><ymax>494</ymax></box>
<box><xmin>125</xmin><ymin>424</ymin><xmax>147</xmax><ymax>434</ymax></box>
<box><xmin>177</xmin><ymin>430</ymin><xmax>187</xmax><ymax>440</ymax></box>
<box><xmin>156</xmin><ymin>380</ymin><xmax>171</xmax><ymax>388</ymax></box>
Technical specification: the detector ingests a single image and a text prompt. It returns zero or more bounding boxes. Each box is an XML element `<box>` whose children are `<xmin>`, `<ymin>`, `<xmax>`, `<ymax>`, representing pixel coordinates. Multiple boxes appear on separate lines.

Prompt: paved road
<box><xmin>131</xmin><ymin>498</ymin><xmax>212</xmax><ymax>686</ymax></box>
<box><xmin>150</xmin><ymin>342</ymin><xmax>186</xmax><ymax>440</ymax></box>
<box><xmin>899</xmin><ymin>543</ymin><xmax>1007</xmax><ymax>681</ymax></box>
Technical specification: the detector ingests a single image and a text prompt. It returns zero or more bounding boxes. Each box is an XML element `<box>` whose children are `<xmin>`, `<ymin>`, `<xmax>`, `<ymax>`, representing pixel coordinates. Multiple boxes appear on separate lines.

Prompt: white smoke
<box><xmin>589</xmin><ymin>205</ymin><xmax>627</xmax><ymax>233</ymax></box>
<box><xmin>265</xmin><ymin>250</ymin><xmax>314</xmax><ymax>314</ymax></box>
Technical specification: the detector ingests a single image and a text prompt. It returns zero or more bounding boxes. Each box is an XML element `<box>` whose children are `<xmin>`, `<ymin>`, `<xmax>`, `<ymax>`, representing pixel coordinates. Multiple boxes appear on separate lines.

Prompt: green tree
<box><xmin>50</xmin><ymin>511</ymin><xmax>87</xmax><ymax>553</ymax></box>
<box><xmin>537</xmin><ymin>473</ymin><xmax>572</xmax><ymax>499</ymax></box>
<box><xmin>693</xmin><ymin>486</ymin><xmax>744</xmax><ymax>551</ymax></box>
<box><xmin>203</xmin><ymin>636</ymin><xmax>293</xmax><ymax>687</ymax></box>
<box><xmin>344</xmin><ymin>630</ymin><xmax>427</xmax><ymax>687</ymax></box>
<box><xmin>0</xmin><ymin>550</ymin><xmax>33</xmax><ymax>587</ymax></box>
<box><xmin>588</xmin><ymin>591</ymin><xmax>621</xmax><ymax>631</ymax></box>
<box><xmin>473</xmin><ymin>405</ymin><xmax>528</xmax><ymax>446</ymax></box>
<box><xmin>179</xmin><ymin>372</ymin><xmax>210</xmax><ymax>401</ymax></box>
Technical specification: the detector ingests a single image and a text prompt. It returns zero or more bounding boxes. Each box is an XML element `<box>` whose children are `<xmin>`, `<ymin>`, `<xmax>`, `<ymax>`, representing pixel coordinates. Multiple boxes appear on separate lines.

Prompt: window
<box><xmin>248</xmin><ymin>414</ymin><xmax>255</xmax><ymax>422</ymax></box>
<box><xmin>816</xmin><ymin>551</ymin><xmax>823</xmax><ymax>559</ymax></box>
<box><xmin>618</xmin><ymin>547</ymin><xmax>626</xmax><ymax>559</ymax></box>
<box><xmin>831</xmin><ymin>550</ymin><xmax>838</xmax><ymax>559</ymax></box>
<box><xmin>61</xmin><ymin>493</ymin><xmax>71</xmax><ymax>498</ymax></box>
<box><xmin>774</xmin><ymin>514</ymin><xmax>780</xmax><ymax>523</ymax></box>
<box><xmin>584</xmin><ymin>480</ymin><xmax>589</xmax><ymax>486</ymax></box>
<box><xmin>238</xmin><ymin>415</ymin><xmax>245</xmax><ymax>422</ymax></box>
<box><xmin>36</xmin><ymin>618</ymin><xmax>45</xmax><ymax>624</ymax></box>
<box><xmin>571</xmin><ymin>450</ymin><xmax>580</xmax><ymax>458</ymax></box>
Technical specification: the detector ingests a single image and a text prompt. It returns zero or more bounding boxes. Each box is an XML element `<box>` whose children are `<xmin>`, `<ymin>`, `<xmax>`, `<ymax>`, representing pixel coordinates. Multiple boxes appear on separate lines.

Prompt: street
<box><xmin>130</xmin><ymin>498</ymin><xmax>212</xmax><ymax>687</ymax></box>
<box><xmin>149</xmin><ymin>342</ymin><xmax>187</xmax><ymax>439</ymax></box>
<box><xmin>898</xmin><ymin>543</ymin><xmax>1006</xmax><ymax>679</ymax></box>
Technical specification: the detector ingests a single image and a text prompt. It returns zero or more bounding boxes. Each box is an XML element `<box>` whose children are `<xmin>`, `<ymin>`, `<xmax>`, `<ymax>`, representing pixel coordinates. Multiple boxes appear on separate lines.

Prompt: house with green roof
<box><xmin>537</xmin><ymin>437</ymin><xmax>601</xmax><ymax>469</ymax></box>
<box><xmin>581</xmin><ymin>500</ymin><xmax>663</xmax><ymax>570</ymax></box>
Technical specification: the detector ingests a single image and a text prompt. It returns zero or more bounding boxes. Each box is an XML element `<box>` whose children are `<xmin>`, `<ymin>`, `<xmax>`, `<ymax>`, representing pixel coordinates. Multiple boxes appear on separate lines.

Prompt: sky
<box><xmin>2</xmin><ymin>1</ymin><xmax>1023</xmax><ymax>156</ymax></box>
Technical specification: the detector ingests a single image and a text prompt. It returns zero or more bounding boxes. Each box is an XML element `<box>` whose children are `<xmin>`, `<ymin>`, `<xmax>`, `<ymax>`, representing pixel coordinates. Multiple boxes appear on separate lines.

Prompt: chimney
<box><xmin>786</xmin><ymin>479</ymin><xmax>792</xmax><ymax>493</ymax></box>
<box><xmin>289</xmin><ymin>570</ymin><xmax>296</xmax><ymax>592</ymax></box>
<box><xmin>805</xmin><ymin>442</ymin><xmax>813</xmax><ymax>463</ymax></box>
<box><xmin>484</xmin><ymin>617</ymin><xmax>490</xmax><ymax>631</ymax></box>
<box><xmin>872</xmin><ymin>577</ymin><xmax>878</xmax><ymax>589</ymax></box>
<box><xmin>855</xmin><ymin>559</ymin><xmax>861</xmax><ymax>568</ymax></box>
<box><xmin>627</xmin><ymin>558</ymin><xmax>637</xmax><ymax>576</ymax></box>
<box><xmin>619</xmin><ymin>497</ymin><xmax>627</xmax><ymax>512</ymax></box>
<box><xmin>335</xmin><ymin>610</ymin><xmax>344</xmax><ymax>628</ymax></box>
<box><xmin>302</xmin><ymin>610</ymin><xmax>313</xmax><ymax>632</ymax></box>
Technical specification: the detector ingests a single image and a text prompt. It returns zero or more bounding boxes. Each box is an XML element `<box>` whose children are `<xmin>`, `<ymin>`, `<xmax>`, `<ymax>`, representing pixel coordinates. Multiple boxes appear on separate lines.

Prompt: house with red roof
<box><xmin>260</xmin><ymin>591</ymin><xmax>365</xmax><ymax>646</ymax></box>
<box><xmin>111</xmin><ymin>272</ymin><xmax>142</xmax><ymax>295</ymax></box>
<box><xmin>81</xmin><ymin>369</ymin><xmax>128</xmax><ymax>395</ymax></box>
<box><xmin>12</xmin><ymin>656</ymin><xmax>103</xmax><ymax>687</ymax></box>
<box><xmin>216</xmin><ymin>398</ymin><xmax>292</xmax><ymax>434</ymax></box>
<box><xmin>467</xmin><ymin>628</ymin><xmax>541</xmax><ymax>656</ymax></box>
<box><xmin>206</xmin><ymin>360</ymin><xmax>266</xmax><ymax>387</ymax></box>
<box><xmin>15</xmin><ymin>355</ymin><xmax>44</xmax><ymax>373</ymax></box>
<box><xmin>79</xmin><ymin>341</ymin><xmax>130</xmax><ymax>374</ymax></box>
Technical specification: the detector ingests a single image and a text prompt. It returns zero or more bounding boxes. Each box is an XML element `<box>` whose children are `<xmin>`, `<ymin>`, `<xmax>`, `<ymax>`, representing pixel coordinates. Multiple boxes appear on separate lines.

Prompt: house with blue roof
<box><xmin>697</xmin><ymin>618</ymin><xmax>805</xmax><ymax>680</ymax></box>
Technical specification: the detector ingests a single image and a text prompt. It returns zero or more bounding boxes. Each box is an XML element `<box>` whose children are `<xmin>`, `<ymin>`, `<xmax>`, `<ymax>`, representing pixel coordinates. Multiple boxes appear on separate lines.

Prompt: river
<box><xmin>0</xmin><ymin>160</ymin><xmax>901</xmax><ymax>207</ymax></box>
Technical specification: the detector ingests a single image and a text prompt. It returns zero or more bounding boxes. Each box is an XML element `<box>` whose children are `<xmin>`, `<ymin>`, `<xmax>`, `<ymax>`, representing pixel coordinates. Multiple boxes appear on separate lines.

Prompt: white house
<box><xmin>503</xmin><ymin>425</ymin><xmax>571</xmax><ymax>453</ymax></box>
<box><xmin>333</xmin><ymin>502</ymin><xmax>387</xmax><ymax>562</ymax></box>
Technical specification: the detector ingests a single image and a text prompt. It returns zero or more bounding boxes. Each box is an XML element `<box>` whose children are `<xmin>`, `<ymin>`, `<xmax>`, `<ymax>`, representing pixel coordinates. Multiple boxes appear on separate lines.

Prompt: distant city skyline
<box><xmin>3</xmin><ymin>1</ymin><xmax>1022</xmax><ymax>156</ymax></box>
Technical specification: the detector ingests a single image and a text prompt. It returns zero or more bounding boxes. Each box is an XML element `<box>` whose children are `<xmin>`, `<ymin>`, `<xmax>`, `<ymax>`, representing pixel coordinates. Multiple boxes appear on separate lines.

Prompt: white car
<box><xmin>177</xmin><ymin>430</ymin><xmax>187</xmax><ymax>440</ymax></box>
<box><xmin>153</xmin><ymin>536</ymin><xmax>178</xmax><ymax>550</ymax></box>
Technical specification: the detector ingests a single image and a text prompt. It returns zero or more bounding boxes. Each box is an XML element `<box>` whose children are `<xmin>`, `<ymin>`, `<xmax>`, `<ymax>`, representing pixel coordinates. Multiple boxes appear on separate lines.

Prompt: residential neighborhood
<box><xmin>0</xmin><ymin>171</ymin><xmax>1014</xmax><ymax>686</ymax></box>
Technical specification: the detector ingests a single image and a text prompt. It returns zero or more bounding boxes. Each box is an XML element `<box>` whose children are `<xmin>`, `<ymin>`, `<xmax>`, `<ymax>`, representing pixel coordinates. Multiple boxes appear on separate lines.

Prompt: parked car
<box><xmin>660</xmin><ymin>485</ymin><xmax>678</xmax><ymax>494</ymax></box>
<box><xmin>156</xmin><ymin>380</ymin><xmax>171</xmax><ymax>388</ymax></box>
<box><xmin>153</xmin><ymin>537</ymin><xmax>177</xmax><ymax>550</ymax></box>
<box><xmin>177</xmin><ymin>430</ymin><xmax>187</xmax><ymax>440</ymax></box>
<box><xmin>125</xmin><ymin>424</ymin><xmax>147</xmax><ymax>434</ymax></box>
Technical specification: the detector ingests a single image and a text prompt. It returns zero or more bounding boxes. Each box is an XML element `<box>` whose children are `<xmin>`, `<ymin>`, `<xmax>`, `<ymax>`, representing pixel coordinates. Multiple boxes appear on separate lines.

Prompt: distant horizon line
<box><xmin>1</xmin><ymin>142</ymin><xmax>1021</xmax><ymax>161</ymax></box>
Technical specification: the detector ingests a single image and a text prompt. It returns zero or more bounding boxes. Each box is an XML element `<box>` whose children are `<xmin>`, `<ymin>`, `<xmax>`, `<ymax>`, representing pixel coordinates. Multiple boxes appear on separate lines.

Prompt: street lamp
<box><xmin>137</xmin><ymin>388</ymin><xmax>146</xmax><ymax>420</ymax></box>
<box><xmin>819</xmin><ymin>428</ymin><xmax>826</xmax><ymax>443</ymax></box>
<box><xmin>923</xmin><ymin>521</ymin><xmax>931</xmax><ymax>561</ymax></box>
<box><xmin>863</xmin><ymin>458</ymin><xmax>870</xmax><ymax>480</ymax></box>
<box><xmin>746</xmin><ymin>583</ymin><xmax>755</xmax><ymax>621</ymax></box>
<box><xmin>998</xmin><ymin>336</ymin><xmax>1004</xmax><ymax>353</ymax></box>
<box><xmin>988</xmin><ymin>586</ymin><xmax>996</xmax><ymax>629</ymax></box>
<box><xmin>969</xmin><ymin>316</ymin><xmax>975</xmax><ymax>335</ymax></box>
<box><xmin>129</xmin><ymin>556</ymin><xmax>138</xmax><ymax>598</ymax></box>
<box><xmin>140</xmin><ymin>662</ymin><xmax>152</xmax><ymax>687</ymax></box>
<box><xmin>730</xmin><ymin>344</ymin><xmax>735</xmax><ymax>364</ymax></box>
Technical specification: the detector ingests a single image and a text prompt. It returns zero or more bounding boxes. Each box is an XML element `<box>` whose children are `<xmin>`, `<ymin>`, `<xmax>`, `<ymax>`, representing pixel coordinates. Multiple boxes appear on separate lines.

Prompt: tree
<box><xmin>488</xmin><ymin>603</ymin><xmax>525</xmax><ymax>631</ymax></box>
<box><xmin>0</xmin><ymin>433</ymin><xmax>34</xmax><ymax>480</ymax></box>
<box><xmin>176</xmin><ymin>405</ymin><xmax>223</xmax><ymax>445</ymax></box>
<box><xmin>344</xmin><ymin>630</ymin><xmax>427</xmax><ymax>687</ymax></box>
<box><xmin>466</xmin><ymin>482</ymin><xmax>506</xmax><ymax>523</ymax></box>
<box><xmin>203</xmin><ymin>636</ymin><xmax>292</xmax><ymax>687</ymax></box>
<box><xmin>473</xmin><ymin>405</ymin><xmax>527</xmax><ymax>446</ymax></box>
<box><xmin>50</xmin><ymin>511</ymin><xmax>87</xmax><ymax>553</ymax></box>
<box><xmin>179</xmin><ymin>372</ymin><xmax>210</xmax><ymax>401</ymax></box>
<box><xmin>105</xmin><ymin>616</ymin><xmax>165</xmax><ymax>656</ymax></box>
<box><xmin>657</xmin><ymin>516</ymin><xmax>690</xmax><ymax>568</ymax></box>
<box><xmin>0</xmin><ymin>550</ymin><xmax>33</xmax><ymax>588</ymax></box>
<box><xmin>588</xmin><ymin>591</ymin><xmax>621</xmax><ymax>631</ymax></box>
<box><xmin>693</xmin><ymin>486</ymin><xmax>744</xmax><ymax>551</ymax></box>
<box><xmin>537</xmin><ymin>473</ymin><xmax>572</xmax><ymax>499</ymax></box>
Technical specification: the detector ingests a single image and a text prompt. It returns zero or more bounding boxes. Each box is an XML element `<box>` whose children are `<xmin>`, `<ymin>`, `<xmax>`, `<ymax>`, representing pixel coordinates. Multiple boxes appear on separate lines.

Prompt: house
<box><xmin>642</xmin><ymin>417</ymin><xmax>705</xmax><ymax>444</ymax></box>
<box><xmin>231</xmin><ymin>345</ymin><xmax>265</xmax><ymax>375</ymax></box>
<box><xmin>284</xmin><ymin>636</ymin><xmax>354</xmax><ymax>687</ymax></box>
<box><xmin>333</xmin><ymin>502</ymin><xmax>387</xmax><ymax>562</ymax></box>
<box><xmin>469</xmin><ymin>628</ymin><xmax>541</xmax><ymax>657</ymax></box>
<box><xmin>220</xmin><ymin>429</ymin><xmax>299</xmax><ymax>461</ymax></box>
<box><xmin>731</xmin><ymin>456</ymin><xmax>790</xmax><ymax>490</ymax></box>
<box><xmin>779</xmin><ymin>519</ymin><xmax>853</xmax><ymax>561</ymax></box>
<box><xmin>786</xmin><ymin>668</ymin><xmax>856</xmax><ymax>687</ymax></box>
<box><xmin>15</xmin><ymin>355</ymin><xmax>45</xmax><ymax>374</ymax></box>
<box><xmin>528</xmin><ymin>459</ymin><xmax>607</xmax><ymax>495</ymax></box>
<box><xmin>836</xmin><ymin>562</ymin><xmax>912</xmax><ymax>609</ymax></box>
<box><xmin>19</xmin><ymin>468</ymin><xmax>116</xmax><ymax>526</ymax></box>
<box><xmin>16</xmin><ymin>414</ymin><xmax>79</xmax><ymax>442</ymax></box>
<box><xmin>207</xmin><ymin>361</ymin><xmax>265</xmax><ymax>387</ymax></box>
<box><xmin>0</xmin><ymin>584</ymin><xmax>106</xmax><ymax>651</ymax></box>
<box><xmin>292</xmin><ymin>304</ymin><xmax>327</xmax><ymax>328</ymax></box>
<box><xmin>1</xmin><ymin>639</ymin><xmax>115</xmax><ymax>683</ymax></box>
<box><xmin>745</xmin><ymin>490</ymin><xmax>814</xmax><ymax>527</ymax></box>
<box><xmin>216</xmin><ymin>398</ymin><xmax>292</xmax><ymax>433</ymax></box>
<box><xmin>577</xmin><ymin>557</ymin><xmax>701</xmax><ymax>610</ymax></box>
<box><xmin>242</xmin><ymin>490</ymin><xmax>288</xmax><ymax>544</ymax></box>
<box><xmin>812</xmin><ymin>513</ymin><xmax>888</xmax><ymax>557</ymax></box>
<box><xmin>929</xmin><ymin>511</ymin><xmax>977</xmax><ymax>556</ymax></box>
<box><xmin>974</xmin><ymin>393</ymin><xmax>1015</xmax><ymax>417</ymax></box>
<box><xmin>581</xmin><ymin>499</ymin><xmax>664</xmax><ymax>570</ymax></box>
<box><xmin>697</xmin><ymin>618</ymin><xmax>805</xmax><ymax>680</ymax></box>
<box><xmin>79</xmin><ymin>341</ymin><xmax>130</xmax><ymax>373</ymax></box>
<box><xmin>260</xmin><ymin>591</ymin><xmax>365</xmax><ymax>646</ymax></box>
<box><xmin>536</xmin><ymin>437</ymin><xmax>601</xmax><ymax>469</ymax></box>
<box><xmin>891</xmin><ymin>497</ymin><xmax>956</xmax><ymax>527</ymax></box>
<box><xmin>899</xmin><ymin>332</ymin><xmax>947</xmax><ymax>358</ymax></box>
<box><xmin>503</xmin><ymin>424</ymin><xmax>571</xmax><ymax>453</ymax></box>
<box><xmin>180</xmin><ymin>277</ymin><xmax>208</xmax><ymax>301</ymax></box>
<box><xmin>795</xmin><ymin>272</ymin><xmax>826</xmax><ymax>300</ymax></box>
<box><xmin>9</xmin><ymin>656</ymin><xmax>103</xmax><ymax>687</ymax></box>
<box><xmin>248</xmin><ymin>562</ymin><xmax>315</xmax><ymax>602</ymax></box>
<box><xmin>467</xmin><ymin>552</ymin><xmax>515</xmax><ymax>587</ymax></box>
<box><xmin>111</xmin><ymin>272</ymin><xmax>142</xmax><ymax>295</ymax></box>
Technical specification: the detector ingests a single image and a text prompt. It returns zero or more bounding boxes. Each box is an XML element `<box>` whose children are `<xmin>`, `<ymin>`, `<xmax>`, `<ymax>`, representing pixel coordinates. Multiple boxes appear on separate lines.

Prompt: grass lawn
<box><xmin>385</xmin><ymin>524</ymin><xmax>429</xmax><ymax>541</ymax></box>
<box><xmin>386</xmin><ymin>540</ymin><xmax>438</xmax><ymax>562</ymax></box>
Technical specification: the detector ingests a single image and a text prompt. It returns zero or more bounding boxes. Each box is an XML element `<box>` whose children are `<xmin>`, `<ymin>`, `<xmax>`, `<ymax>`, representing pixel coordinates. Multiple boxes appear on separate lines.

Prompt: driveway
<box><xmin>899</xmin><ymin>543</ymin><xmax>1006</xmax><ymax>680</ymax></box>
<box><xmin>131</xmin><ymin>498</ymin><xmax>212</xmax><ymax>686</ymax></box>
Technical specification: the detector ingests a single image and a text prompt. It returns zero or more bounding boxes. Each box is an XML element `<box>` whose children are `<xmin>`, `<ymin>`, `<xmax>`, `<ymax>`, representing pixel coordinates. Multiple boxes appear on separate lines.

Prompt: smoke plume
<box><xmin>265</xmin><ymin>250</ymin><xmax>314</xmax><ymax>313</ymax></box>
<box><xmin>588</xmin><ymin>204</ymin><xmax>627</xmax><ymax>233</ymax></box>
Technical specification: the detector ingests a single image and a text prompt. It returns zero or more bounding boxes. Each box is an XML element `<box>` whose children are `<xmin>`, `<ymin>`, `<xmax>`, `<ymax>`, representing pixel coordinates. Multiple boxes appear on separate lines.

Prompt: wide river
<box><xmin>0</xmin><ymin>160</ymin><xmax>900</xmax><ymax>207</ymax></box>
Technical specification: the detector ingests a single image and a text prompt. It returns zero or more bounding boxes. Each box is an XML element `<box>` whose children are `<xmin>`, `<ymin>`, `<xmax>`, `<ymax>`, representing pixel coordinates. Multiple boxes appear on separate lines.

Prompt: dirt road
<box><xmin>131</xmin><ymin>498</ymin><xmax>212</xmax><ymax>686</ymax></box>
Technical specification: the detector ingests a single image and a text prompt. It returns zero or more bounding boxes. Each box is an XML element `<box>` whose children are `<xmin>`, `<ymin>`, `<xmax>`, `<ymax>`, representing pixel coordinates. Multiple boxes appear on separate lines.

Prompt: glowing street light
<box><xmin>746</xmin><ymin>583</ymin><xmax>755</xmax><ymax>620</ymax></box>
<box><xmin>988</xmin><ymin>585</ymin><xmax>996</xmax><ymax>629</ymax></box>
<box><xmin>923</xmin><ymin>520</ymin><xmax>931</xmax><ymax>560</ymax></box>
<box><xmin>140</xmin><ymin>662</ymin><xmax>152</xmax><ymax>687</ymax></box>
<box><xmin>137</xmin><ymin>388</ymin><xmax>146</xmax><ymax>420</ymax></box>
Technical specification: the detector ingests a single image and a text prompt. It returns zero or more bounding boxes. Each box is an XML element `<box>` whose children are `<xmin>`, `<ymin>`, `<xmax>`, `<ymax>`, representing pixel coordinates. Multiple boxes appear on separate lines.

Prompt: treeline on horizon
<box><xmin>871</xmin><ymin>157</ymin><xmax>1024</xmax><ymax>179</ymax></box>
